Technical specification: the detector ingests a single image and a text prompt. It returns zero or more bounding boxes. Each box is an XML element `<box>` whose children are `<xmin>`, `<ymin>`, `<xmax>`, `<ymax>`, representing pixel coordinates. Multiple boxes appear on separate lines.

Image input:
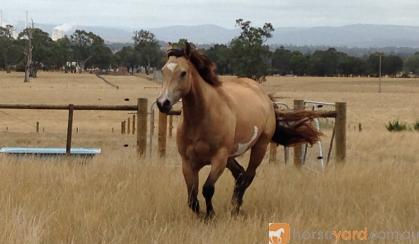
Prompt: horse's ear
<box><xmin>166</xmin><ymin>42</ymin><xmax>174</xmax><ymax>55</ymax></box>
<box><xmin>184</xmin><ymin>42</ymin><xmax>192</xmax><ymax>58</ymax></box>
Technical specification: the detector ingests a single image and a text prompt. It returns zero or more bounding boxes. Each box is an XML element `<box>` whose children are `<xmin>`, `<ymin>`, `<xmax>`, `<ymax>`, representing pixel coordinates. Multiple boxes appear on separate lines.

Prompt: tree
<box><xmin>19</xmin><ymin>28</ymin><xmax>55</xmax><ymax>73</ymax></box>
<box><xmin>0</xmin><ymin>25</ymin><xmax>20</xmax><ymax>72</ymax></box>
<box><xmin>133</xmin><ymin>30</ymin><xmax>162</xmax><ymax>74</ymax></box>
<box><xmin>229</xmin><ymin>19</ymin><xmax>274</xmax><ymax>81</ymax></box>
<box><xmin>90</xmin><ymin>42</ymin><xmax>113</xmax><ymax>70</ymax></box>
<box><xmin>205</xmin><ymin>44</ymin><xmax>232</xmax><ymax>74</ymax></box>
<box><xmin>367</xmin><ymin>53</ymin><xmax>403</xmax><ymax>77</ymax></box>
<box><xmin>404</xmin><ymin>52</ymin><xmax>419</xmax><ymax>75</ymax></box>
<box><xmin>70</xmin><ymin>30</ymin><xmax>112</xmax><ymax>71</ymax></box>
<box><xmin>49</xmin><ymin>36</ymin><xmax>73</xmax><ymax>70</ymax></box>
<box><xmin>308</xmin><ymin>48</ymin><xmax>341</xmax><ymax>76</ymax></box>
<box><xmin>366</xmin><ymin>53</ymin><xmax>381</xmax><ymax>76</ymax></box>
<box><xmin>18</xmin><ymin>26</ymin><xmax>39</xmax><ymax>80</ymax></box>
<box><xmin>114</xmin><ymin>46</ymin><xmax>139</xmax><ymax>74</ymax></box>
<box><xmin>339</xmin><ymin>56</ymin><xmax>367</xmax><ymax>76</ymax></box>
<box><xmin>289</xmin><ymin>51</ymin><xmax>309</xmax><ymax>76</ymax></box>
<box><xmin>272</xmin><ymin>47</ymin><xmax>292</xmax><ymax>75</ymax></box>
<box><xmin>383</xmin><ymin>55</ymin><xmax>403</xmax><ymax>76</ymax></box>
<box><xmin>71</xmin><ymin>30</ymin><xmax>95</xmax><ymax>62</ymax></box>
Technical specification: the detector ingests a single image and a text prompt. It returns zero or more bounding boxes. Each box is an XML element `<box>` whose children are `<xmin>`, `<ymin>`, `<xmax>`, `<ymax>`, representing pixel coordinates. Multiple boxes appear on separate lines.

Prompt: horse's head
<box><xmin>156</xmin><ymin>42</ymin><xmax>220</xmax><ymax>113</ymax></box>
<box><xmin>156</xmin><ymin>43</ymin><xmax>194</xmax><ymax>114</ymax></box>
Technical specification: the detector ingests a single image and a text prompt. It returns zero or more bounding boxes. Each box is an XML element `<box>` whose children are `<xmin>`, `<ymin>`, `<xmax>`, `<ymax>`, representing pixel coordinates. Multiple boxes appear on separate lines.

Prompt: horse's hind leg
<box><xmin>231</xmin><ymin>138</ymin><xmax>269</xmax><ymax>215</ymax></box>
<box><xmin>227</xmin><ymin>158</ymin><xmax>245</xmax><ymax>205</ymax></box>
<box><xmin>227</xmin><ymin>158</ymin><xmax>245</xmax><ymax>180</ymax></box>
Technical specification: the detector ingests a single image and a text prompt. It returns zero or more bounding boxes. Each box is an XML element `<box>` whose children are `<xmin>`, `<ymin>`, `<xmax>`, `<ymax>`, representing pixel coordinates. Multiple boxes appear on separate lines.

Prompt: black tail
<box><xmin>271</xmin><ymin>109</ymin><xmax>322</xmax><ymax>147</ymax></box>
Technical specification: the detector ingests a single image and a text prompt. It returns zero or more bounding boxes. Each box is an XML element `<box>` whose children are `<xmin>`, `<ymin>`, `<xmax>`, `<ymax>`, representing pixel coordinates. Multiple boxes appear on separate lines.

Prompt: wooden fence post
<box><xmin>127</xmin><ymin>117</ymin><xmax>131</xmax><ymax>134</ymax></box>
<box><xmin>36</xmin><ymin>121</ymin><xmax>39</xmax><ymax>133</ymax></box>
<box><xmin>137</xmin><ymin>98</ymin><xmax>148</xmax><ymax>157</ymax></box>
<box><xmin>335</xmin><ymin>102</ymin><xmax>347</xmax><ymax>163</ymax></box>
<box><xmin>158</xmin><ymin>112</ymin><xmax>168</xmax><ymax>158</ymax></box>
<box><xmin>168</xmin><ymin>115</ymin><xmax>173</xmax><ymax>137</ymax></box>
<box><xmin>66</xmin><ymin>104</ymin><xmax>74</xmax><ymax>155</ymax></box>
<box><xmin>269</xmin><ymin>143</ymin><xmax>278</xmax><ymax>163</ymax></box>
<box><xmin>121</xmin><ymin>121</ymin><xmax>125</xmax><ymax>134</ymax></box>
<box><xmin>132</xmin><ymin>114</ymin><xmax>136</xmax><ymax>135</ymax></box>
<box><xmin>293</xmin><ymin>99</ymin><xmax>305</xmax><ymax>168</ymax></box>
<box><xmin>149</xmin><ymin>108</ymin><xmax>155</xmax><ymax>156</ymax></box>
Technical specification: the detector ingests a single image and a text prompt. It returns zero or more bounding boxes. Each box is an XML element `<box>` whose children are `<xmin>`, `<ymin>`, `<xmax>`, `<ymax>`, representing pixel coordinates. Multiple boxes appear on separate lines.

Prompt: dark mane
<box><xmin>167</xmin><ymin>44</ymin><xmax>221</xmax><ymax>86</ymax></box>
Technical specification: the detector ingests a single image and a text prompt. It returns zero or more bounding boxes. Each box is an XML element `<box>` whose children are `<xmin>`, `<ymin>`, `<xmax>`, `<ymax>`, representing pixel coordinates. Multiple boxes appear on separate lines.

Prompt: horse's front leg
<box><xmin>202</xmin><ymin>148</ymin><xmax>229</xmax><ymax>219</ymax></box>
<box><xmin>182</xmin><ymin>159</ymin><xmax>200</xmax><ymax>215</ymax></box>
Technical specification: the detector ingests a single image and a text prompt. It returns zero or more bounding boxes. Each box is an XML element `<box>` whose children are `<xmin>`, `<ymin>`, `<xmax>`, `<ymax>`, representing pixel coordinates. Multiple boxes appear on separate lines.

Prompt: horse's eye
<box><xmin>180</xmin><ymin>71</ymin><xmax>187</xmax><ymax>78</ymax></box>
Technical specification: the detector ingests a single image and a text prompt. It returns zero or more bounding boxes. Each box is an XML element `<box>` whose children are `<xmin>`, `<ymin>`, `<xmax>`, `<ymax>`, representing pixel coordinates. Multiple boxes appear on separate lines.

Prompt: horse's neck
<box><xmin>182</xmin><ymin>72</ymin><xmax>217</xmax><ymax>125</ymax></box>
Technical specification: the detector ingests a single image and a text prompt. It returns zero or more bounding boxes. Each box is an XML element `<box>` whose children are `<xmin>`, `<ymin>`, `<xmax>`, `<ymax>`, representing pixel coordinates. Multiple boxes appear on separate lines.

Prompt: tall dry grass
<box><xmin>0</xmin><ymin>72</ymin><xmax>418</xmax><ymax>243</ymax></box>
<box><xmin>0</xmin><ymin>150</ymin><xmax>417</xmax><ymax>243</ymax></box>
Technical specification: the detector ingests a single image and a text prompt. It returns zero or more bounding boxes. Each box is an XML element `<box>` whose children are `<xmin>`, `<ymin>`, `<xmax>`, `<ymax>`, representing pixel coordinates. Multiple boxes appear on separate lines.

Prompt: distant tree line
<box><xmin>207</xmin><ymin>46</ymin><xmax>419</xmax><ymax>78</ymax></box>
<box><xmin>269</xmin><ymin>45</ymin><xmax>419</xmax><ymax>59</ymax></box>
<box><xmin>2</xmin><ymin>20</ymin><xmax>419</xmax><ymax>79</ymax></box>
<box><xmin>268</xmin><ymin>47</ymin><xmax>406</xmax><ymax>77</ymax></box>
<box><xmin>0</xmin><ymin>25</ymin><xmax>162</xmax><ymax>74</ymax></box>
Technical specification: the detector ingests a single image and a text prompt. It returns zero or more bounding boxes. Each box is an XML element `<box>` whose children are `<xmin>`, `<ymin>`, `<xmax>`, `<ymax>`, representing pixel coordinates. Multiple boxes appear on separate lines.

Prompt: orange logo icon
<box><xmin>269</xmin><ymin>223</ymin><xmax>290</xmax><ymax>244</ymax></box>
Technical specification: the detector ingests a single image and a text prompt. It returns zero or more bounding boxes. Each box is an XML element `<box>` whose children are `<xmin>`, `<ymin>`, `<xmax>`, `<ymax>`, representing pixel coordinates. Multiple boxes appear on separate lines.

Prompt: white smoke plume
<box><xmin>52</xmin><ymin>23</ymin><xmax>75</xmax><ymax>41</ymax></box>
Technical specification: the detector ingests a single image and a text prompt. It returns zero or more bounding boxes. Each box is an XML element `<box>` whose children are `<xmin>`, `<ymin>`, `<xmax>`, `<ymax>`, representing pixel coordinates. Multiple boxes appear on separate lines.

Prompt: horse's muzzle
<box><xmin>156</xmin><ymin>99</ymin><xmax>172</xmax><ymax>114</ymax></box>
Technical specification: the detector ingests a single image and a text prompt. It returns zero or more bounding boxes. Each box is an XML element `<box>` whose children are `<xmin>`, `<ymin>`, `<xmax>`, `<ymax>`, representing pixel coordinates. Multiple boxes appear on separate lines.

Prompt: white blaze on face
<box><xmin>231</xmin><ymin>126</ymin><xmax>259</xmax><ymax>157</ymax></box>
<box><xmin>158</xmin><ymin>89</ymin><xmax>170</xmax><ymax>104</ymax></box>
<box><xmin>166</xmin><ymin>62</ymin><xmax>177</xmax><ymax>72</ymax></box>
<box><xmin>159</xmin><ymin>61</ymin><xmax>178</xmax><ymax>104</ymax></box>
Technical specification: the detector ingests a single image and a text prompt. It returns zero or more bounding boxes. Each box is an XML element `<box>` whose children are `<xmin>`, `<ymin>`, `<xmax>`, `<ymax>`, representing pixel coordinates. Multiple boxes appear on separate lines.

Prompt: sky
<box><xmin>1</xmin><ymin>0</ymin><xmax>419</xmax><ymax>29</ymax></box>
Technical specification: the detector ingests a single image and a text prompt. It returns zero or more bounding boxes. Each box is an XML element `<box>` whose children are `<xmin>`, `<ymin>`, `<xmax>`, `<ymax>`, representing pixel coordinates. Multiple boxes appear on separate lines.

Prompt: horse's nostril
<box><xmin>163</xmin><ymin>100</ymin><xmax>170</xmax><ymax>108</ymax></box>
<box><xmin>156</xmin><ymin>99</ymin><xmax>171</xmax><ymax>113</ymax></box>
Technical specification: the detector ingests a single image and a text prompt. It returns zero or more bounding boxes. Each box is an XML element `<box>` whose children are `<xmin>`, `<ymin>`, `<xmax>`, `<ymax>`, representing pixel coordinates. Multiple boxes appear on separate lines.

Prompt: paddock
<box><xmin>0</xmin><ymin>71</ymin><xmax>418</xmax><ymax>243</ymax></box>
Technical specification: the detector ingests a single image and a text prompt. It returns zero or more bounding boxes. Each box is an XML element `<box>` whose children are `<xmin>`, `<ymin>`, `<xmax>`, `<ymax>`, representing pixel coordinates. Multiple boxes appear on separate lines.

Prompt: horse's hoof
<box><xmin>231</xmin><ymin>207</ymin><xmax>240</xmax><ymax>216</ymax></box>
<box><xmin>195</xmin><ymin>211</ymin><xmax>203</xmax><ymax>218</ymax></box>
<box><xmin>204</xmin><ymin>211</ymin><xmax>215</xmax><ymax>222</ymax></box>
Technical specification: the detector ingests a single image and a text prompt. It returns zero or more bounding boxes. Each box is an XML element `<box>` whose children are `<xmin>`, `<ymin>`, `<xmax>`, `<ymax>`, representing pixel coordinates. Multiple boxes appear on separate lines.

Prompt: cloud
<box><xmin>1</xmin><ymin>0</ymin><xmax>419</xmax><ymax>28</ymax></box>
<box><xmin>53</xmin><ymin>23</ymin><xmax>75</xmax><ymax>32</ymax></box>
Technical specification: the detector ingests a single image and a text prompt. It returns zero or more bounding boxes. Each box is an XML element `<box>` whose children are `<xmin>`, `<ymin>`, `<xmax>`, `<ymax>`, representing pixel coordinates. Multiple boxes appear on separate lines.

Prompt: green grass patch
<box><xmin>414</xmin><ymin>121</ymin><xmax>419</xmax><ymax>131</ymax></box>
<box><xmin>386</xmin><ymin>120</ymin><xmax>409</xmax><ymax>132</ymax></box>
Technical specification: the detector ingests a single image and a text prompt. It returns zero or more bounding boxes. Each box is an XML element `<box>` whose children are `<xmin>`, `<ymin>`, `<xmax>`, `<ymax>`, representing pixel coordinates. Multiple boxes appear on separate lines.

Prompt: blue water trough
<box><xmin>0</xmin><ymin>147</ymin><xmax>101</xmax><ymax>156</ymax></box>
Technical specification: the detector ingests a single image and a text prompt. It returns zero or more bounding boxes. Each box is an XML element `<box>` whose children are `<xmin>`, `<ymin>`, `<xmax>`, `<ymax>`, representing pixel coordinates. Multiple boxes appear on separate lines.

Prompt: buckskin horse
<box><xmin>156</xmin><ymin>42</ymin><xmax>320</xmax><ymax>219</ymax></box>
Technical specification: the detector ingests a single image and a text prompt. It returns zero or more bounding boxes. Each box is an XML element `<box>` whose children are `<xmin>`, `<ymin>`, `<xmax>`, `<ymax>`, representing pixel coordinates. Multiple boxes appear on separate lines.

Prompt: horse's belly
<box><xmin>230</xmin><ymin>125</ymin><xmax>259</xmax><ymax>157</ymax></box>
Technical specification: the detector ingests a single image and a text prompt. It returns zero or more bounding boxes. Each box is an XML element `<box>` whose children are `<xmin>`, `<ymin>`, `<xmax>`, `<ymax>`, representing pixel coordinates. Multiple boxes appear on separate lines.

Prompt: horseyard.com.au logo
<box><xmin>269</xmin><ymin>223</ymin><xmax>290</xmax><ymax>244</ymax></box>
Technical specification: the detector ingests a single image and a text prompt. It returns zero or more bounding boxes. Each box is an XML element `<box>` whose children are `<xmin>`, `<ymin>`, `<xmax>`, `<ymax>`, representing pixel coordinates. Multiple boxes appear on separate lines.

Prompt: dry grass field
<box><xmin>0</xmin><ymin>71</ymin><xmax>418</xmax><ymax>243</ymax></box>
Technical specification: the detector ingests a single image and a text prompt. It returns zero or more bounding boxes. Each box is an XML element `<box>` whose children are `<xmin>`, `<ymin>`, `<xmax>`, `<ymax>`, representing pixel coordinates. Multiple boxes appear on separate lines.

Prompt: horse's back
<box><xmin>219</xmin><ymin>77</ymin><xmax>276</xmax><ymax>141</ymax></box>
<box><xmin>220</xmin><ymin>77</ymin><xmax>273</xmax><ymax>113</ymax></box>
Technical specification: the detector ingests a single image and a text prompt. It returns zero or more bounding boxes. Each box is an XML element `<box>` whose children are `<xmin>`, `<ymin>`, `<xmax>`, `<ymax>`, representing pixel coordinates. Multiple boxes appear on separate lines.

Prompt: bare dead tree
<box><xmin>24</xmin><ymin>19</ymin><xmax>33</xmax><ymax>82</ymax></box>
<box><xmin>79</xmin><ymin>56</ymin><xmax>92</xmax><ymax>73</ymax></box>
